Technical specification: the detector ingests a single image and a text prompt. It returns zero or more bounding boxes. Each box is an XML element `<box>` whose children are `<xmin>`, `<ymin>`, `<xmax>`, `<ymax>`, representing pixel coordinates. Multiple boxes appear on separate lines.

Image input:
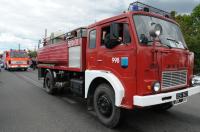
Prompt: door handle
<box><xmin>97</xmin><ymin>59</ymin><xmax>103</xmax><ymax>62</ymax></box>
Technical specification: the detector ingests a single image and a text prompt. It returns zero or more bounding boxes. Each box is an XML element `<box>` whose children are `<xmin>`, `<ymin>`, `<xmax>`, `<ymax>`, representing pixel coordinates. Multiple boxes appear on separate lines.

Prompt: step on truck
<box><xmin>37</xmin><ymin>2</ymin><xmax>200</xmax><ymax>128</ymax></box>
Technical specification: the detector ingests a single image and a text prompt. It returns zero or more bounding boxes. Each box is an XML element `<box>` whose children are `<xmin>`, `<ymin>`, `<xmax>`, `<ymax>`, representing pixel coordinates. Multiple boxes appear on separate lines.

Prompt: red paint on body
<box><xmin>37</xmin><ymin>11</ymin><xmax>194</xmax><ymax>109</ymax></box>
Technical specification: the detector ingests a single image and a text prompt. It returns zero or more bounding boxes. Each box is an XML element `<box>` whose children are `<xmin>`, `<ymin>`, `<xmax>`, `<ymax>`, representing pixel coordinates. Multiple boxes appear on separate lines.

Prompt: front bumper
<box><xmin>8</xmin><ymin>65</ymin><xmax>29</xmax><ymax>69</ymax></box>
<box><xmin>133</xmin><ymin>86</ymin><xmax>200</xmax><ymax>107</ymax></box>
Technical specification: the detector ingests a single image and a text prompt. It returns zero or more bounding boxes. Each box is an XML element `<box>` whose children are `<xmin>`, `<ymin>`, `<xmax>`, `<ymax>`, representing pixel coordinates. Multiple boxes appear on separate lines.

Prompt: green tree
<box><xmin>191</xmin><ymin>4</ymin><xmax>200</xmax><ymax>35</ymax></box>
<box><xmin>190</xmin><ymin>4</ymin><xmax>200</xmax><ymax>73</ymax></box>
<box><xmin>172</xmin><ymin>4</ymin><xmax>200</xmax><ymax>73</ymax></box>
<box><xmin>28</xmin><ymin>50</ymin><xmax>37</xmax><ymax>58</ymax></box>
<box><xmin>170</xmin><ymin>11</ymin><xmax>177</xmax><ymax>19</ymax></box>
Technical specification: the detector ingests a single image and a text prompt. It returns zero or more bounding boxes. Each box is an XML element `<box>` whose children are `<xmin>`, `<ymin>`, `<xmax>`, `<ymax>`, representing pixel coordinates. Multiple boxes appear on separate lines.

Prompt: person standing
<box><xmin>31</xmin><ymin>58</ymin><xmax>36</xmax><ymax>70</ymax></box>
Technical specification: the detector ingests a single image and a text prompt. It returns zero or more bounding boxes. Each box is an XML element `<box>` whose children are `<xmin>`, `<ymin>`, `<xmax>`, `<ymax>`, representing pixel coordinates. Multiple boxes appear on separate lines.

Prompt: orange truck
<box><xmin>3</xmin><ymin>49</ymin><xmax>30</xmax><ymax>71</ymax></box>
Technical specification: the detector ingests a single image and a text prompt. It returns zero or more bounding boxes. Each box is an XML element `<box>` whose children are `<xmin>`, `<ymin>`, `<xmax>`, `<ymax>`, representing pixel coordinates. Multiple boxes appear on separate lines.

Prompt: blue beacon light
<box><xmin>130</xmin><ymin>4</ymin><xmax>139</xmax><ymax>11</ymax></box>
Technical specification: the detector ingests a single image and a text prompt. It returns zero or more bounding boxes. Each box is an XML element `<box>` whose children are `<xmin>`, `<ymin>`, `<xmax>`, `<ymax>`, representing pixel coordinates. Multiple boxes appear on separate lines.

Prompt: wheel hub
<box><xmin>97</xmin><ymin>94</ymin><xmax>112</xmax><ymax>117</ymax></box>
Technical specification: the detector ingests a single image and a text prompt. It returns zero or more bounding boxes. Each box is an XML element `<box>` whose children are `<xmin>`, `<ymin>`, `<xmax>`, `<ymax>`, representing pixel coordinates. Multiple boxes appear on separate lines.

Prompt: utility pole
<box><xmin>18</xmin><ymin>43</ymin><xmax>20</xmax><ymax>51</ymax></box>
<box><xmin>45</xmin><ymin>29</ymin><xmax>47</xmax><ymax>38</ymax></box>
<box><xmin>38</xmin><ymin>40</ymin><xmax>41</xmax><ymax>49</ymax></box>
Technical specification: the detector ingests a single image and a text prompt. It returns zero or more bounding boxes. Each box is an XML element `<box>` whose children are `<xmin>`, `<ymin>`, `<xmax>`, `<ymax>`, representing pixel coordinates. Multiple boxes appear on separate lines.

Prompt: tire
<box><xmin>44</xmin><ymin>71</ymin><xmax>57</xmax><ymax>95</ymax></box>
<box><xmin>152</xmin><ymin>102</ymin><xmax>173</xmax><ymax>111</ymax></box>
<box><xmin>93</xmin><ymin>83</ymin><xmax>121</xmax><ymax>128</ymax></box>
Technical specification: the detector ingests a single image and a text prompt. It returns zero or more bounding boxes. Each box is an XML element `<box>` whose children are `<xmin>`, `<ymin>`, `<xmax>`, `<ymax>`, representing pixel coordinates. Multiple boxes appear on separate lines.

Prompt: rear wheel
<box><xmin>93</xmin><ymin>84</ymin><xmax>121</xmax><ymax>128</ymax></box>
<box><xmin>45</xmin><ymin>71</ymin><xmax>57</xmax><ymax>95</ymax></box>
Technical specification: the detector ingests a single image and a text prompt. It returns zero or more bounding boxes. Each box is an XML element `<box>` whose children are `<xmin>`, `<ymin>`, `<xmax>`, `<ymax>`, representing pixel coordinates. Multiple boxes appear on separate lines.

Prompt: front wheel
<box><xmin>93</xmin><ymin>84</ymin><xmax>121</xmax><ymax>128</ymax></box>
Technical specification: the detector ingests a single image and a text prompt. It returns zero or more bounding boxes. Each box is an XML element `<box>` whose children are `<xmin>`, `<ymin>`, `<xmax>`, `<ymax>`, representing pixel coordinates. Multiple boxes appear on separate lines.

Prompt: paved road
<box><xmin>0</xmin><ymin>69</ymin><xmax>200</xmax><ymax>132</ymax></box>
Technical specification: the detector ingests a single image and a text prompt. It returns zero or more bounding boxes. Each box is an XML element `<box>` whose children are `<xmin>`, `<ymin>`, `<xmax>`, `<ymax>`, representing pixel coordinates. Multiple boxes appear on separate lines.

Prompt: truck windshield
<box><xmin>10</xmin><ymin>52</ymin><xmax>28</xmax><ymax>58</ymax></box>
<box><xmin>133</xmin><ymin>15</ymin><xmax>187</xmax><ymax>49</ymax></box>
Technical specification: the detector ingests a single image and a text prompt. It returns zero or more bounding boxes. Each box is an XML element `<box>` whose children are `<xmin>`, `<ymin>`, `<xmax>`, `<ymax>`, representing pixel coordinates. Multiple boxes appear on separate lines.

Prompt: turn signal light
<box><xmin>147</xmin><ymin>85</ymin><xmax>152</xmax><ymax>91</ymax></box>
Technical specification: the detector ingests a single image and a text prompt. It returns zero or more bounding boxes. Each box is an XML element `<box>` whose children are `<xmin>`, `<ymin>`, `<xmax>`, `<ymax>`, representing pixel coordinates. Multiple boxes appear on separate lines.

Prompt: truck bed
<box><xmin>38</xmin><ymin>42</ymin><xmax>68</xmax><ymax>66</ymax></box>
<box><xmin>37</xmin><ymin>38</ymin><xmax>87</xmax><ymax>72</ymax></box>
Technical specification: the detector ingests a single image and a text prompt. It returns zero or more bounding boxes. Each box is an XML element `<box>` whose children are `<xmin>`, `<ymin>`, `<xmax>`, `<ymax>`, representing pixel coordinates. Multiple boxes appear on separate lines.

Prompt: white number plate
<box><xmin>173</xmin><ymin>98</ymin><xmax>187</xmax><ymax>105</ymax></box>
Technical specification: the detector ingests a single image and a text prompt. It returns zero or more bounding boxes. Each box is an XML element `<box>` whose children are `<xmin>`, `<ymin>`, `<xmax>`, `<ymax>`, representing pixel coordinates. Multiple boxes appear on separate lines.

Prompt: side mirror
<box><xmin>110</xmin><ymin>22</ymin><xmax>120</xmax><ymax>40</ymax></box>
<box><xmin>149</xmin><ymin>23</ymin><xmax>163</xmax><ymax>38</ymax></box>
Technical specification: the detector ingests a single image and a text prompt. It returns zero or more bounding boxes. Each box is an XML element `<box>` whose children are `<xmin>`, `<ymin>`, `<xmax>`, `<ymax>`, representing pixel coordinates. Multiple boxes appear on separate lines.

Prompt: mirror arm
<box><xmin>121</xmin><ymin>41</ymin><xmax>128</xmax><ymax>46</ymax></box>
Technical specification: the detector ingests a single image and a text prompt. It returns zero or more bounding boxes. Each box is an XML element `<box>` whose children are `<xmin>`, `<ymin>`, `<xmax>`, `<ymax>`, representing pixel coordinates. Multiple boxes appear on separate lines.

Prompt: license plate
<box><xmin>173</xmin><ymin>91</ymin><xmax>188</xmax><ymax>105</ymax></box>
<box><xmin>176</xmin><ymin>91</ymin><xmax>188</xmax><ymax>99</ymax></box>
<box><xmin>16</xmin><ymin>62</ymin><xmax>23</xmax><ymax>64</ymax></box>
<box><xmin>173</xmin><ymin>98</ymin><xmax>187</xmax><ymax>105</ymax></box>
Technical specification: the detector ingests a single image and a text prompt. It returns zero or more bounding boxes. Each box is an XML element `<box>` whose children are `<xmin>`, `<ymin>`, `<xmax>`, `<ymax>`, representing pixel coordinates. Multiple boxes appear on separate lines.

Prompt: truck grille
<box><xmin>161</xmin><ymin>70</ymin><xmax>187</xmax><ymax>90</ymax></box>
<box><xmin>11</xmin><ymin>61</ymin><xmax>27</xmax><ymax>65</ymax></box>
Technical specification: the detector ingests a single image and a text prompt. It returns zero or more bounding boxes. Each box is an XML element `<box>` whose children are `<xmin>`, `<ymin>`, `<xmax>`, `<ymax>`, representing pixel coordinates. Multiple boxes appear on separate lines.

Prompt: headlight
<box><xmin>153</xmin><ymin>82</ymin><xmax>161</xmax><ymax>92</ymax></box>
<box><xmin>191</xmin><ymin>76</ymin><xmax>200</xmax><ymax>86</ymax></box>
<box><xmin>191</xmin><ymin>77</ymin><xmax>196</xmax><ymax>86</ymax></box>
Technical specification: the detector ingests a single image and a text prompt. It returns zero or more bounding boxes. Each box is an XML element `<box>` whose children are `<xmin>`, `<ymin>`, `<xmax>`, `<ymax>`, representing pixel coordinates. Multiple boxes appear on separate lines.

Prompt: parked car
<box><xmin>192</xmin><ymin>73</ymin><xmax>200</xmax><ymax>86</ymax></box>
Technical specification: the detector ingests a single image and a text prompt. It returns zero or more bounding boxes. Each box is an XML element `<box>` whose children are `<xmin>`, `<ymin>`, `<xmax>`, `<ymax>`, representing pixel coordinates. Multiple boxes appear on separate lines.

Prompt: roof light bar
<box><xmin>128</xmin><ymin>2</ymin><xmax>171</xmax><ymax>18</ymax></box>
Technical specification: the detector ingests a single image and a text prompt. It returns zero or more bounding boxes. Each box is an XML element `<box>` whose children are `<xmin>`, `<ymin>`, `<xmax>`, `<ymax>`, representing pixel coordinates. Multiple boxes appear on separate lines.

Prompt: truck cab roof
<box><xmin>88</xmin><ymin>2</ymin><xmax>178</xmax><ymax>29</ymax></box>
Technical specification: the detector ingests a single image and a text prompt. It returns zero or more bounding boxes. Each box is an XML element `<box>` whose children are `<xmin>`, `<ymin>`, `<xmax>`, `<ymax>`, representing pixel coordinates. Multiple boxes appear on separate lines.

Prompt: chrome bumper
<box><xmin>133</xmin><ymin>86</ymin><xmax>200</xmax><ymax>107</ymax></box>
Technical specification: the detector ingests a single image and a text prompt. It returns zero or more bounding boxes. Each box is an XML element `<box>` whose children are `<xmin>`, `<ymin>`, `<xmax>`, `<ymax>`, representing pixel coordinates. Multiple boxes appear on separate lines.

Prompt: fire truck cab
<box><xmin>38</xmin><ymin>2</ymin><xmax>200</xmax><ymax>128</ymax></box>
<box><xmin>3</xmin><ymin>49</ymin><xmax>30</xmax><ymax>71</ymax></box>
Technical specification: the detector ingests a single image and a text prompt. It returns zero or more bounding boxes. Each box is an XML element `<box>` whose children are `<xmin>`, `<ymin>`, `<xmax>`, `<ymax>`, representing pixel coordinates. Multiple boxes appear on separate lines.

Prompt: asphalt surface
<box><xmin>0</xmin><ymin>69</ymin><xmax>200</xmax><ymax>132</ymax></box>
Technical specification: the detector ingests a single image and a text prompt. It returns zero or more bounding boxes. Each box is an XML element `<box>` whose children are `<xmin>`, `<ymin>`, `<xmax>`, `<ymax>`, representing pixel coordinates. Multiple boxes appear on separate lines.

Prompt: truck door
<box><xmin>87</xmin><ymin>28</ymin><xmax>98</xmax><ymax>69</ymax></box>
<box><xmin>96</xmin><ymin>18</ymin><xmax>137</xmax><ymax>104</ymax></box>
<box><xmin>97</xmin><ymin>19</ymin><xmax>136</xmax><ymax>78</ymax></box>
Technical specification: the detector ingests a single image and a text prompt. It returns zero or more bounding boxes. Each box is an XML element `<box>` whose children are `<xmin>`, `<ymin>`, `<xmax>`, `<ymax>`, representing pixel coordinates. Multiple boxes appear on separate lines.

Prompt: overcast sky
<box><xmin>0</xmin><ymin>0</ymin><xmax>199</xmax><ymax>51</ymax></box>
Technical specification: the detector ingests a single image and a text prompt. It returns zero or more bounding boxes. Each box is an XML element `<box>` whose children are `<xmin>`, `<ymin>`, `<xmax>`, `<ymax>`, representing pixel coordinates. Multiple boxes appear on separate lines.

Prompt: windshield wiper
<box><xmin>161</xmin><ymin>42</ymin><xmax>172</xmax><ymax>48</ymax></box>
<box><xmin>167</xmin><ymin>38</ymin><xmax>179</xmax><ymax>44</ymax></box>
<box><xmin>166</xmin><ymin>37</ymin><xmax>188</xmax><ymax>49</ymax></box>
<box><xmin>155</xmin><ymin>37</ymin><xmax>172</xmax><ymax>48</ymax></box>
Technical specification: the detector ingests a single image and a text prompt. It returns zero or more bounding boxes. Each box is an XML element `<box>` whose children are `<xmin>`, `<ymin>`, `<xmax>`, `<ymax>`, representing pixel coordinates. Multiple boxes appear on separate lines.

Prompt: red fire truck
<box><xmin>3</xmin><ymin>49</ymin><xmax>30</xmax><ymax>71</ymax></box>
<box><xmin>37</xmin><ymin>2</ymin><xmax>200</xmax><ymax>128</ymax></box>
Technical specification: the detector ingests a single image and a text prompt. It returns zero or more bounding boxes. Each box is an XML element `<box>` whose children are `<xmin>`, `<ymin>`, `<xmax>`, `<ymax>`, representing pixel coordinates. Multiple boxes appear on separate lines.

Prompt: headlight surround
<box><xmin>153</xmin><ymin>82</ymin><xmax>161</xmax><ymax>92</ymax></box>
